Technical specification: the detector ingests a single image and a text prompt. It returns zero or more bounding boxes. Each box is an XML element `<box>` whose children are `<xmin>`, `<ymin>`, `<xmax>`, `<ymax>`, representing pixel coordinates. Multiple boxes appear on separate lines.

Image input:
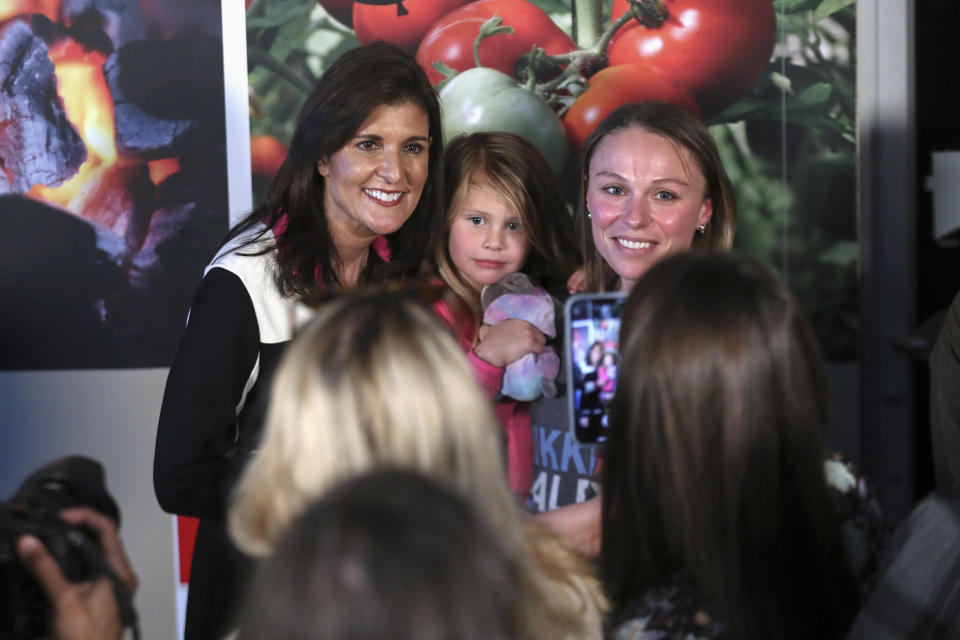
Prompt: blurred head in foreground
<box><xmin>230</xmin><ymin>290</ymin><xmax>606</xmax><ymax>639</ymax></box>
<box><xmin>234</xmin><ymin>469</ymin><xmax>519</xmax><ymax>640</ymax></box>
<box><xmin>601</xmin><ymin>251</ymin><xmax>859</xmax><ymax>639</ymax></box>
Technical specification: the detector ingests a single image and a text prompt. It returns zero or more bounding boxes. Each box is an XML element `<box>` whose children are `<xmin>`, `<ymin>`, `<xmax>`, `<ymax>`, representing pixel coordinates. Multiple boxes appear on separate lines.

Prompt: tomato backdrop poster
<box><xmin>247</xmin><ymin>0</ymin><xmax>858</xmax><ymax>358</ymax></box>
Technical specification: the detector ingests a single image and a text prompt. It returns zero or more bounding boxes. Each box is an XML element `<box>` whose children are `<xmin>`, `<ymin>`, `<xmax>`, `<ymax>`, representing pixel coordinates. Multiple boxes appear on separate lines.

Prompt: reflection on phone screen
<box><xmin>566</xmin><ymin>294</ymin><xmax>625</xmax><ymax>444</ymax></box>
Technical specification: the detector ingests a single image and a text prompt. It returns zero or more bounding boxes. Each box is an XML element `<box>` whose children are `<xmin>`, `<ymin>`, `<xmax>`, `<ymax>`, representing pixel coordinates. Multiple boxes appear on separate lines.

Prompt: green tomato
<box><xmin>439</xmin><ymin>67</ymin><xmax>569</xmax><ymax>174</ymax></box>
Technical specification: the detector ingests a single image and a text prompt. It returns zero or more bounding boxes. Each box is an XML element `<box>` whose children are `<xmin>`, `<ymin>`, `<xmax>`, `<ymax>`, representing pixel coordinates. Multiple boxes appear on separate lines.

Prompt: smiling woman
<box><xmin>587</xmin><ymin>127</ymin><xmax>714</xmax><ymax>292</ymax></box>
<box><xmin>532</xmin><ymin>102</ymin><xmax>738</xmax><ymax>556</ymax></box>
<box><xmin>318</xmin><ymin>101</ymin><xmax>431</xmax><ymax>284</ymax></box>
<box><xmin>152</xmin><ymin>42</ymin><xmax>443</xmax><ymax>640</ymax></box>
<box><xmin>577</xmin><ymin>101</ymin><xmax>736</xmax><ymax>293</ymax></box>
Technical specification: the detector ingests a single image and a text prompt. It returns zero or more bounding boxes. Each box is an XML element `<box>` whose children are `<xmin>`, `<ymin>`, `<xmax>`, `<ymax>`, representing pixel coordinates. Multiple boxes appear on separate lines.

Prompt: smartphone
<box><xmin>565</xmin><ymin>292</ymin><xmax>627</xmax><ymax>445</ymax></box>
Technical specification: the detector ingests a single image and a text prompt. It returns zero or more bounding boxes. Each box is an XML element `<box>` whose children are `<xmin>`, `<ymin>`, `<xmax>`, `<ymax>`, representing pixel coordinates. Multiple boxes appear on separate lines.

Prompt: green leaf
<box><xmin>247</xmin><ymin>0</ymin><xmax>315</xmax><ymax>29</ymax></box>
<box><xmin>527</xmin><ymin>0</ymin><xmax>575</xmax><ymax>29</ymax></box>
<box><xmin>819</xmin><ymin>241</ymin><xmax>859</xmax><ymax>267</ymax></box>
<box><xmin>779</xmin><ymin>0</ymin><xmax>822</xmax><ymax>13</ymax></box>
<box><xmin>814</xmin><ymin>0</ymin><xmax>857</xmax><ymax>21</ymax></box>
<box><xmin>268</xmin><ymin>16</ymin><xmax>313</xmax><ymax>62</ymax></box>
<box><xmin>790</xmin><ymin>82</ymin><xmax>832</xmax><ymax>109</ymax></box>
<box><xmin>304</xmin><ymin>23</ymin><xmax>358</xmax><ymax>77</ymax></box>
<box><xmin>708</xmin><ymin>99</ymin><xmax>778</xmax><ymax>124</ymax></box>
<box><xmin>770</xmin><ymin>71</ymin><xmax>794</xmax><ymax>94</ymax></box>
<box><xmin>527</xmin><ymin>0</ymin><xmax>572</xmax><ymax>16</ymax></box>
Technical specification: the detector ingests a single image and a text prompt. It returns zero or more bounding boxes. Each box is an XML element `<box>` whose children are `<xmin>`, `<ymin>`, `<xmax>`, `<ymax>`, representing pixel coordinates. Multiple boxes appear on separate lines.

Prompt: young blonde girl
<box><xmin>432</xmin><ymin>131</ymin><xmax>580</xmax><ymax>496</ymax></box>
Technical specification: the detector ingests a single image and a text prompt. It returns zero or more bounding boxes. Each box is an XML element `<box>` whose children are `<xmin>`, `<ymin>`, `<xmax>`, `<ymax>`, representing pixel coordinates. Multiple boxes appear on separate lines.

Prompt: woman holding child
<box><xmin>534</xmin><ymin>102</ymin><xmax>882</xmax><ymax>637</ymax></box>
<box><xmin>530</xmin><ymin>101</ymin><xmax>736</xmax><ymax>536</ymax></box>
<box><xmin>431</xmin><ymin>104</ymin><xmax>733</xmax><ymax>504</ymax></box>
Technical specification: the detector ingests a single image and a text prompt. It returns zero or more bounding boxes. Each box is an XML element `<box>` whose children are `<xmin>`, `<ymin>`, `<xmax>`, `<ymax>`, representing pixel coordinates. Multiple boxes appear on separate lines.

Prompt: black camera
<box><xmin>0</xmin><ymin>456</ymin><xmax>138</xmax><ymax>640</ymax></box>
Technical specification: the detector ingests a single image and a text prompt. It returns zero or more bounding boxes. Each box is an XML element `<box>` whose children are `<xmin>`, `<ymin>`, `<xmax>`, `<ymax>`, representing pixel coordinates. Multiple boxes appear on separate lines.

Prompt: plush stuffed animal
<box><xmin>481</xmin><ymin>272</ymin><xmax>560</xmax><ymax>401</ymax></box>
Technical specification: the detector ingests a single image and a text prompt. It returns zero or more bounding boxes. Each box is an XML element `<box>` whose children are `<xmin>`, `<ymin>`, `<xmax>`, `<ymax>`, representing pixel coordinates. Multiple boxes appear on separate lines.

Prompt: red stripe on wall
<box><xmin>176</xmin><ymin>515</ymin><xmax>199</xmax><ymax>584</ymax></box>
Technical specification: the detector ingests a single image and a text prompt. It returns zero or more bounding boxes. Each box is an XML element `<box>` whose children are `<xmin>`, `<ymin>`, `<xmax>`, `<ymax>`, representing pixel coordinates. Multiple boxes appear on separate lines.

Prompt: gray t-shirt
<box><xmin>524</xmin><ymin>397</ymin><xmax>601</xmax><ymax>514</ymax></box>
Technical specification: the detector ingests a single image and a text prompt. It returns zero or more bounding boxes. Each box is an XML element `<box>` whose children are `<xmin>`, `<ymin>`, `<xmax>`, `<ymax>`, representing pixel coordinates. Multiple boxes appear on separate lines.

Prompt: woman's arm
<box><xmin>153</xmin><ymin>268</ymin><xmax>260</xmax><ymax>519</ymax></box>
<box><xmin>431</xmin><ymin>295</ymin><xmax>546</xmax><ymax>398</ymax></box>
<box><xmin>432</xmin><ymin>295</ymin><xmax>507</xmax><ymax>399</ymax></box>
<box><xmin>466</xmin><ymin>349</ymin><xmax>506</xmax><ymax>399</ymax></box>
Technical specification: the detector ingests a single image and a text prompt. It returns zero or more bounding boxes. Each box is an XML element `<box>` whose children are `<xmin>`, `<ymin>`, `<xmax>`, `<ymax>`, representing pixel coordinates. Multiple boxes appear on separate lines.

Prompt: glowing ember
<box><xmin>148</xmin><ymin>158</ymin><xmax>180</xmax><ymax>186</ymax></box>
<box><xmin>29</xmin><ymin>39</ymin><xmax>118</xmax><ymax>208</ymax></box>
<box><xmin>0</xmin><ymin>0</ymin><xmax>57</xmax><ymax>22</ymax></box>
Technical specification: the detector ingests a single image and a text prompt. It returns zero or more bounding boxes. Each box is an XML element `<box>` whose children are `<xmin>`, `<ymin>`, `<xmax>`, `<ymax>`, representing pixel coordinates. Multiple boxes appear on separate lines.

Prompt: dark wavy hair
<box><xmin>600</xmin><ymin>251</ymin><xmax>859</xmax><ymax>639</ymax></box>
<box><xmin>226</xmin><ymin>41</ymin><xmax>443</xmax><ymax>296</ymax></box>
<box><xmin>576</xmin><ymin>101</ymin><xmax>736</xmax><ymax>292</ymax></box>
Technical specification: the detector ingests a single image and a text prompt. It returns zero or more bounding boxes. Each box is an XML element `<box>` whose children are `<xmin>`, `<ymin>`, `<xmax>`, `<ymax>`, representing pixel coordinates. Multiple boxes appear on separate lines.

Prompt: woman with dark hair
<box><xmin>153</xmin><ymin>41</ymin><xmax>443</xmax><ymax>640</ymax></box>
<box><xmin>234</xmin><ymin>470</ymin><xmax>521</xmax><ymax>640</ymax></box>
<box><xmin>601</xmin><ymin>251</ymin><xmax>861</xmax><ymax>639</ymax></box>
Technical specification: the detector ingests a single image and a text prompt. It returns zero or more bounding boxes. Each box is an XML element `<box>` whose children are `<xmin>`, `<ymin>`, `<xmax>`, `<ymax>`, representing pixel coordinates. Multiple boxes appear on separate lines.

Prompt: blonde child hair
<box><xmin>229</xmin><ymin>290</ymin><xmax>606</xmax><ymax>639</ymax></box>
<box><xmin>434</xmin><ymin>131</ymin><xmax>580</xmax><ymax>319</ymax></box>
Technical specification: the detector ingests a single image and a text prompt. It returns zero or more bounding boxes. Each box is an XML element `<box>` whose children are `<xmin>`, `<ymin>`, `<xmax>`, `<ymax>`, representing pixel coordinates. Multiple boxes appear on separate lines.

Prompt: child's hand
<box><xmin>567</xmin><ymin>267</ymin><xmax>587</xmax><ymax>293</ymax></box>
<box><xmin>474</xmin><ymin>318</ymin><xmax>547</xmax><ymax>367</ymax></box>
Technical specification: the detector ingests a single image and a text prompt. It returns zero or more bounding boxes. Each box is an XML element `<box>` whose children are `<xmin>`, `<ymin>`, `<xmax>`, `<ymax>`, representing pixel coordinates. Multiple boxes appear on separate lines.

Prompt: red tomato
<box><xmin>317</xmin><ymin>0</ymin><xmax>354</xmax><ymax>26</ymax></box>
<box><xmin>562</xmin><ymin>64</ymin><xmax>700</xmax><ymax>150</ymax></box>
<box><xmin>416</xmin><ymin>0</ymin><xmax>576</xmax><ymax>86</ymax></box>
<box><xmin>250</xmin><ymin>135</ymin><xmax>287</xmax><ymax>179</ymax></box>
<box><xmin>607</xmin><ymin>0</ymin><xmax>776</xmax><ymax>116</ymax></box>
<box><xmin>353</xmin><ymin>0</ymin><xmax>471</xmax><ymax>54</ymax></box>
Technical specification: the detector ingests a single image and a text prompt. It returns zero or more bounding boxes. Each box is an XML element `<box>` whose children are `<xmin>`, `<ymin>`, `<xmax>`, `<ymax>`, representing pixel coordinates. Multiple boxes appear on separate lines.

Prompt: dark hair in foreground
<box><xmin>234</xmin><ymin>469</ymin><xmax>519</xmax><ymax>640</ymax></box>
<box><xmin>577</xmin><ymin>101</ymin><xmax>737</xmax><ymax>291</ymax></box>
<box><xmin>600</xmin><ymin>251</ymin><xmax>859</xmax><ymax>639</ymax></box>
<box><xmin>226</xmin><ymin>41</ymin><xmax>443</xmax><ymax>295</ymax></box>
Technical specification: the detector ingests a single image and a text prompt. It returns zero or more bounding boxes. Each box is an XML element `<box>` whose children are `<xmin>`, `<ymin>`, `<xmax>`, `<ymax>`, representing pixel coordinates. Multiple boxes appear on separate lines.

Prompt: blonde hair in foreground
<box><xmin>229</xmin><ymin>290</ymin><xmax>606</xmax><ymax>639</ymax></box>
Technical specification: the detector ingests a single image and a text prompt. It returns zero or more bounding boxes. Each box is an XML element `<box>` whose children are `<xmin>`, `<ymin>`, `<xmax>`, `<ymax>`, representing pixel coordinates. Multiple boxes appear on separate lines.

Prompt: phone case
<box><xmin>564</xmin><ymin>292</ymin><xmax>627</xmax><ymax>445</ymax></box>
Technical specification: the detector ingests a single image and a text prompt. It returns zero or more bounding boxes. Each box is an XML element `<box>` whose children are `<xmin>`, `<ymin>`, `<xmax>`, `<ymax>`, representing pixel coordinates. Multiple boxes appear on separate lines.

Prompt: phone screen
<box><xmin>565</xmin><ymin>293</ymin><xmax>627</xmax><ymax>445</ymax></box>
